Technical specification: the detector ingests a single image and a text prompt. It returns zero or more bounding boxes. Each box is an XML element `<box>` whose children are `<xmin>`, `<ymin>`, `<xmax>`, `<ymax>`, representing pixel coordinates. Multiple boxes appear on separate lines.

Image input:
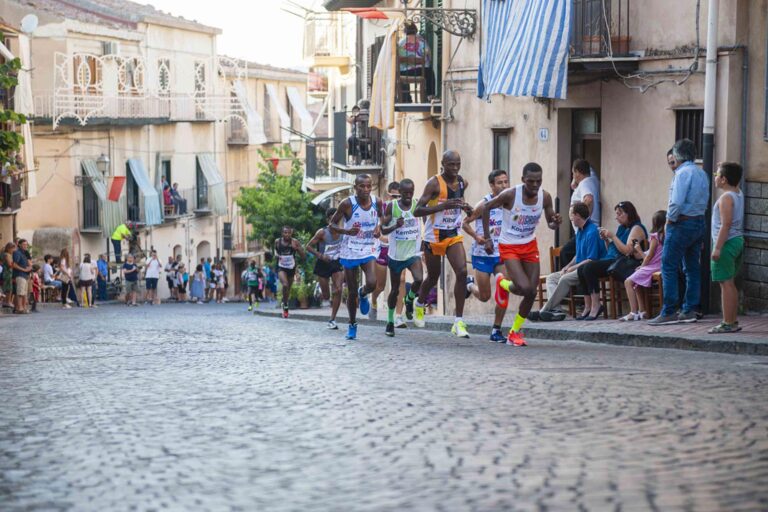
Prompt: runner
<box><xmin>328</xmin><ymin>174</ymin><xmax>382</xmax><ymax>340</ymax></box>
<box><xmin>274</xmin><ymin>226</ymin><xmax>305</xmax><ymax>318</ymax></box>
<box><xmin>379</xmin><ymin>179</ymin><xmax>423</xmax><ymax>337</ymax></box>
<box><xmin>369</xmin><ymin>181</ymin><xmax>401</xmax><ymax>321</ymax></box>
<box><xmin>413</xmin><ymin>150</ymin><xmax>473</xmax><ymax>338</ymax></box>
<box><xmin>462</xmin><ymin>169</ymin><xmax>510</xmax><ymax>342</ymax></box>
<box><xmin>244</xmin><ymin>260</ymin><xmax>260</xmax><ymax>311</ymax></box>
<box><xmin>482</xmin><ymin>162</ymin><xmax>561</xmax><ymax>346</ymax></box>
<box><xmin>306</xmin><ymin>207</ymin><xmax>346</xmax><ymax>330</ymax></box>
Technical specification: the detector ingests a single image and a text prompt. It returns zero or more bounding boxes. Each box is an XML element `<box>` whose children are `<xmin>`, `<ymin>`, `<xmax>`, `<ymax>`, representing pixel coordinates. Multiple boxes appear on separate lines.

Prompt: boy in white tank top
<box><xmin>327</xmin><ymin>174</ymin><xmax>383</xmax><ymax>340</ymax></box>
<box><xmin>481</xmin><ymin>162</ymin><xmax>562</xmax><ymax>346</ymax></box>
<box><xmin>462</xmin><ymin>169</ymin><xmax>510</xmax><ymax>342</ymax></box>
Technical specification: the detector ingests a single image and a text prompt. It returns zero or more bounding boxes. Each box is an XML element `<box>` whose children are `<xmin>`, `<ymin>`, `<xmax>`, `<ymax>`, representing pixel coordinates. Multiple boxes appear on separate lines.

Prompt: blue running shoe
<box><xmin>345</xmin><ymin>323</ymin><xmax>358</xmax><ymax>340</ymax></box>
<box><xmin>489</xmin><ymin>330</ymin><xmax>505</xmax><ymax>343</ymax></box>
<box><xmin>358</xmin><ymin>286</ymin><xmax>370</xmax><ymax>316</ymax></box>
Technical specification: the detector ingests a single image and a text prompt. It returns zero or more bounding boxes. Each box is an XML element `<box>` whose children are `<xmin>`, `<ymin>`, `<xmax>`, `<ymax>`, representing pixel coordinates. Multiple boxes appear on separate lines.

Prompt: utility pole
<box><xmin>701</xmin><ymin>0</ymin><xmax>719</xmax><ymax>314</ymax></box>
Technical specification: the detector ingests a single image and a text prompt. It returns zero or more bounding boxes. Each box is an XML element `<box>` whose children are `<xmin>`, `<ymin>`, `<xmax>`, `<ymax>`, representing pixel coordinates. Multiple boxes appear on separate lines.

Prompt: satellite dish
<box><xmin>20</xmin><ymin>14</ymin><xmax>38</xmax><ymax>34</ymax></box>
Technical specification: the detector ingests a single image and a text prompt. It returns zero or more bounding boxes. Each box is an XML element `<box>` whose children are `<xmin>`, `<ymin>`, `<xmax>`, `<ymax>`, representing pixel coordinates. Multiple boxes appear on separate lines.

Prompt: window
<box><xmin>161</xmin><ymin>159</ymin><xmax>171</xmax><ymax>184</ymax></box>
<box><xmin>492</xmin><ymin>129</ymin><xmax>511</xmax><ymax>172</ymax></box>
<box><xmin>126</xmin><ymin>163</ymin><xmax>141</xmax><ymax>222</ymax></box>
<box><xmin>81</xmin><ymin>164</ymin><xmax>100</xmax><ymax>230</ymax></box>
<box><xmin>286</xmin><ymin>89</ymin><xmax>296</xmax><ymax>131</ymax></box>
<box><xmin>73</xmin><ymin>55</ymin><xmax>101</xmax><ymax>95</ymax></box>
<box><xmin>196</xmin><ymin>158</ymin><xmax>208</xmax><ymax>210</ymax></box>
<box><xmin>157</xmin><ymin>58</ymin><xmax>171</xmax><ymax>96</ymax></box>
<box><xmin>263</xmin><ymin>84</ymin><xmax>273</xmax><ymax>141</ymax></box>
<box><xmin>675</xmin><ymin>109</ymin><xmax>704</xmax><ymax>160</ymax></box>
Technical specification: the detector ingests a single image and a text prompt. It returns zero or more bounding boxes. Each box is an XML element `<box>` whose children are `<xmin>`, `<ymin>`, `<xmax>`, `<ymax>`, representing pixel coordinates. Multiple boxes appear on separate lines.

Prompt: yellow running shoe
<box><xmin>451</xmin><ymin>320</ymin><xmax>470</xmax><ymax>338</ymax></box>
<box><xmin>414</xmin><ymin>304</ymin><xmax>426</xmax><ymax>328</ymax></box>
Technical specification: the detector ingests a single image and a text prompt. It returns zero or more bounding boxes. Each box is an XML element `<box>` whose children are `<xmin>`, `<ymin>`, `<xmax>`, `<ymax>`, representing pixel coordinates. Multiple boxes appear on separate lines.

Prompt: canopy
<box><xmin>127</xmin><ymin>158</ymin><xmax>162</xmax><ymax>225</ymax></box>
<box><xmin>478</xmin><ymin>0</ymin><xmax>571</xmax><ymax>100</ymax></box>
<box><xmin>265</xmin><ymin>83</ymin><xmax>291</xmax><ymax>143</ymax></box>
<box><xmin>369</xmin><ymin>20</ymin><xmax>400</xmax><ymax>130</ymax></box>
<box><xmin>233</xmin><ymin>80</ymin><xmax>268</xmax><ymax>145</ymax></box>
<box><xmin>286</xmin><ymin>86</ymin><xmax>314</xmax><ymax>137</ymax></box>
<box><xmin>82</xmin><ymin>159</ymin><xmax>124</xmax><ymax>234</ymax></box>
<box><xmin>196</xmin><ymin>153</ymin><xmax>228</xmax><ymax>216</ymax></box>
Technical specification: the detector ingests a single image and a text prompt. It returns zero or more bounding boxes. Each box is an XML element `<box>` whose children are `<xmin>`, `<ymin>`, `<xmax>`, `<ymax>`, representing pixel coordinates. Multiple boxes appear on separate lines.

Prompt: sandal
<box><xmin>619</xmin><ymin>312</ymin><xmax>638</xmax><ymax>322</ymax></box>
<box><xmin>708</xmin><ymin>322</ymin><xmax>742</xmax><ymax>334</ymax></box>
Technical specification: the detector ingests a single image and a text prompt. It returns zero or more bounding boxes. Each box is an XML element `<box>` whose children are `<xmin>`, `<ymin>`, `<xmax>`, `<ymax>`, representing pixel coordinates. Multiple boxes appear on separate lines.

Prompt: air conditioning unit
<box><xmin>102</xmin><ymin>41</ymin><xmax>120</xmax><ymax>55</ymax></box>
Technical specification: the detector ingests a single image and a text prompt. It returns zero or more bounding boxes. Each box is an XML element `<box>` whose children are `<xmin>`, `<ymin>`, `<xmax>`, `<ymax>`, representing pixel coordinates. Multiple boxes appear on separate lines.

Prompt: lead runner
<box><xmin>481</xmin><ymin>162</ymin><xmax>561</xmax><ymax>346</ymax></box>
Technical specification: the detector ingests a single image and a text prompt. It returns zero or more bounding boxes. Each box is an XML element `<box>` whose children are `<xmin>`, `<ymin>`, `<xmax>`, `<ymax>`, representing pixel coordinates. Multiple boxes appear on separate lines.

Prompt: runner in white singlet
<box><xmin>327</xmin><ymin>174</ymin><xmax>383</xmax><ymax>340</ymax></box>
<box><xmin>481</xmin><ymin>162</ymin><xmax>561</xmax><ymax>347</ymax></box>
<box><xmin>461</xmin><ymin>170</ymin><xmax>510</xmax><ymax>342</ymax></box>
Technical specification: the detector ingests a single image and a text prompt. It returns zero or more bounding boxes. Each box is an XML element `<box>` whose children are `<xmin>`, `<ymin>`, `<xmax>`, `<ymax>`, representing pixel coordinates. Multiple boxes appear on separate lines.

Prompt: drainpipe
<box><xmin>701</xmin><ymin>0</ymin><xmax>719</xmax><ymax>313</ymax></box>
<box><xmin>765</xmin><ymin>14</ymin><xmax>768</xmax><ymax>141</ymax></box>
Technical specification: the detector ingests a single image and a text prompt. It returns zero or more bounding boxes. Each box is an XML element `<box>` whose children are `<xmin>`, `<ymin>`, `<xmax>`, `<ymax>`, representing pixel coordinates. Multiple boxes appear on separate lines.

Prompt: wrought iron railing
<box><xmin>333</xmin><ymin>110</ymin><xmax>384</xmax><ymax>168</ymax></box>
<box><xmin>306</xmin><ymin>139</ymin><xmax>354</xmax><ymax>184</ymax></box>
<box><xmin>570</xmin><ymin>0</ymin><xmax>631</xmax><ymax>58</ymax></box>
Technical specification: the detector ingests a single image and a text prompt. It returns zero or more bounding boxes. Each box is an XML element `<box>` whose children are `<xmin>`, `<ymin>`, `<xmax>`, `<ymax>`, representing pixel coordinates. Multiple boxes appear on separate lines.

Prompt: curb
<box><xmin>251</xmin><ymin>309</ymin><xmax>768</xmax><ymax>356</ymax></box>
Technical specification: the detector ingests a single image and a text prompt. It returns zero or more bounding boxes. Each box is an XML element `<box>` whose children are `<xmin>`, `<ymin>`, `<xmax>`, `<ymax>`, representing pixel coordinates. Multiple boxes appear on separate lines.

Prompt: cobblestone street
<box><xmin>1</xmin><ymin>304</ymin><xmax>767</xmax><ymax>511</ymax></box>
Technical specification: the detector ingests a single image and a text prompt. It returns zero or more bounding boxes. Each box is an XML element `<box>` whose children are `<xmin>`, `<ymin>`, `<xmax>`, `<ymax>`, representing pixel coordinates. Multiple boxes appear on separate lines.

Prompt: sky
<box><xmin>137</xmin><ymin>0</ymin><xmax>320</xmax><ymax>69</ymax></box>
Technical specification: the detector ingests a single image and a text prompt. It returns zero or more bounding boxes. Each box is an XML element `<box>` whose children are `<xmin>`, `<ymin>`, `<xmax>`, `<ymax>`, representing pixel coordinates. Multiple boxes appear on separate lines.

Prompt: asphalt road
<box><xmin>1</xmin><ymin>304</ymin><xmax>767</xmax><ymax>511</ymax></box>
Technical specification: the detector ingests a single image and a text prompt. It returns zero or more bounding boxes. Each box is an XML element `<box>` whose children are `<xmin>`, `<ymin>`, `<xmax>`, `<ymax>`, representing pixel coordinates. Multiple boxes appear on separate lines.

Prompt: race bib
<box><xmin>278</xmin><ymin>255</ymin><xmax>296</xmax><ymax>269</ymax></box>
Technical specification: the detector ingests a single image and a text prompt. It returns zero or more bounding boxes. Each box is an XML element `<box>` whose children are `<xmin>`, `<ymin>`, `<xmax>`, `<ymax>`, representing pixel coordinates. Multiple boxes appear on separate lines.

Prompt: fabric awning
<box><xmin>478</xmin><ymin>0</ymin><xmax>571</xmax><ymax>100</ymax></box>
<box><xmin>265</xmin><ymin>83</ymin><xmax>291</xmax><ymax>143</ymax></box>
<box><xmin>82</xmin><ymin>159</ymin><xmax>124</xmax><ymax>235</ymax></box>
<box><xmin>286</xmin><ymin>86</ymin><xmax>314</xmax><ymax>137</ymax></box>
<box><xmin>311</xmin><ymin>184</ymin><xmax>353</xmax><ymax>206</ymax></box>
<box><xmin>234</xmin><ymin>80</ymin><xmax>268</xmax><ymax>145</ymax></box>
<box><xmin>127</xmin><ymin>158</ymin><xmax>162</xmax><ymax>225</ymax></box>
<box><xmin>369</xmin><ymin>20</ymin><xmax>400</xmax><ymax>130</ymax></box>
<box><xmin>196</xmin><ymin>153</ymin><xmax>227</xmax><ymax>216</ymax></box>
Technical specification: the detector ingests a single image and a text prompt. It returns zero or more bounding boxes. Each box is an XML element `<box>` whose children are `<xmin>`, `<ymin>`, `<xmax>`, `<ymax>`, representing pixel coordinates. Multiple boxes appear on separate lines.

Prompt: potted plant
<box><xmin>288</xmin><ymin>284</ymin><xmax>300</xmax><ymax>309</ymax></box>
<box><xmin>296</xmin><ymin>281</ymin><xmax>313</xmax><ymax>309</ymax></box>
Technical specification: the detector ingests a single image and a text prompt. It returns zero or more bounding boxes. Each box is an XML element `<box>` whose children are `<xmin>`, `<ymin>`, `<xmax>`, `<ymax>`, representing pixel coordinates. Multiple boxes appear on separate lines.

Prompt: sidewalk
<box><xmin>252</xmin><ymin>304</ymin><xmax>768</xmax><ymax>356</ymax></box>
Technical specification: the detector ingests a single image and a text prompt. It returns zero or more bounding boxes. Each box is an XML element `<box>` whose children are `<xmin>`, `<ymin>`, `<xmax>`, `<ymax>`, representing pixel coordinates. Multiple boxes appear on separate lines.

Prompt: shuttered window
<box><xmin>674</xmin><ymin>109</ymin><xmax>704</xmax><ymax>160</ymax></box>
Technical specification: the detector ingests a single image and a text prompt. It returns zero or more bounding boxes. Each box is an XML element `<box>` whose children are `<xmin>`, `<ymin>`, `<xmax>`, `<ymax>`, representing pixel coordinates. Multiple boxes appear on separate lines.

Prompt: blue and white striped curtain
<box><xmin>478</xmin><ymin>0</ymin><xmax>572</xmax><ymax>100</ymax></box>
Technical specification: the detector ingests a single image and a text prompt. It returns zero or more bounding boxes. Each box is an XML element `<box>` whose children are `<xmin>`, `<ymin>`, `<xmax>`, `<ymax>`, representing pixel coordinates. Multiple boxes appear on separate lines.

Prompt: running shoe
<box><xmin>465</xmin><ymin>276</ymin><xmax>475</xmax><ymax>299</ymax></box>
<box><xmin>404</xmin><ymin>295</ymin><xmax>414</xmax><ymax>320</ymax></box>
<box><xmin>385</xmin><ymin>322</ymin><xmax>395</xmax><ymax>337</ymax></box>
<box><xmin>506</xmin><ymin>330</ymin><xmax>528</xmax><ymax>347</ymax></box>
<box><xmin>394</xmin><ymin>315</ymin><xmax>407</xmax><ymax>328</ymax></box>
<box><xmin>327</xmin><ymin>319</ymin><xmax>339</xmax><ymax>330</ymax></box>
<box><xmin>282</xmin><ymin>306</ymin><xmax>289</xmax><ymax>319</ymax></box>
<box><xmin>414</xmin><ymin>304</ymin><xmax>426</xmax><ymax>328</ymax></box>
<box><xmin>494</xmin><ymin>274</ymin><xmax>509</xmax><ymax>308</ymax></box>
<box><xmin>345</xmin><ymin>323</ymin><xmax>358</xmax><ymax>340</ymax></box>
<box><xmin>358</xmin><ymin>286</ymin><xmax>370</xmax><ymax>316</ymax></box>
<box><xmin>368</xmin><ymin>307</ymin><xmax>377</xmax><ymax>320</ymax></box>
<box><xmin>451</xmin><ymin>320</ymin><xmax>470</xmax><ymax>338</ymax></box>
<box><xmin>248</xmin><ymin>305</ymin><xmax>253</xmax><ymax>312</ymax></box>
<box><xmin>489</xmin><ymin>330</ymin><xmax>506</xmax><ymax>343</ymax></box>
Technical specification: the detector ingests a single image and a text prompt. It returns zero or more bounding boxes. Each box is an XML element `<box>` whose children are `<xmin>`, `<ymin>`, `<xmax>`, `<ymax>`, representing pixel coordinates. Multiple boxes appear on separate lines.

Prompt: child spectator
<box><xmin>710</xmin><ymin>162</ymin><xmax>745</xmax><ymax>333</ymax></box>
<box><xmin>621</xmin><ymin>210</ymin><xmax>666</xmax><ymax>321</ymax></box>
<box><xmin>30</xmin><ymin>264</ymin><xmax>42</xmax><ymax>312</ymax></box>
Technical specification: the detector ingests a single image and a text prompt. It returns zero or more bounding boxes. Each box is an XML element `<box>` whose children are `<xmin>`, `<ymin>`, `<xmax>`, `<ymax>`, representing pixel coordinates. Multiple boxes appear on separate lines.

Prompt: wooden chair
<box><xmin>648</xmin><ymin>272</ymin><xmax>663</xmax><ymax>317</ymax></box>
<box><xmin>537</xmin><ymin>246</ymin><xmax>578</xmax><ymax>316</ymax></box>
<box><xmin>164</xmin><ymin>205</ymin><xmax>175</xmax><ymax>216</ymax></box>
<box><xmin>43</xmin><ymin>285</ymin><xmax>59</xmax><ymax>303</ymax></box>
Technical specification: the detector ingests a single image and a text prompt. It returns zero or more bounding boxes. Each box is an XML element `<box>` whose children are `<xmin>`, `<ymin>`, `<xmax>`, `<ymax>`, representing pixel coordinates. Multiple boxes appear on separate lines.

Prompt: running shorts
<box><xmin>423</xmin><ymin>235</ymin><xmax>463</xmax><ymax>257</ymax></box>
<box><xmin>499</xmin><ymin>239</ymin><xmax>540</xmax><ymax>263</ymax></box>
<box><xmin>388</xmin><ymin>256</ymin><xmax>421</xmax><ymax>275</ymax></box>
<box><xmin>278</xmin><ymin>266</ymin><xmax>296</xmax><ymax>279</ymax></box>
<box><xmin>471</xmin><ymin>255</ymin><xmax>501</xmax><ymax>275</ymax></box>
<box><xmin>340</xmin><ymin>256</ymin><xmax>376</xmax><ymax>269</ymax></box>
<box><xmin>314</xmin><ymin>259</ymin><xmax>343</xmax><ymax>278</ymax></box>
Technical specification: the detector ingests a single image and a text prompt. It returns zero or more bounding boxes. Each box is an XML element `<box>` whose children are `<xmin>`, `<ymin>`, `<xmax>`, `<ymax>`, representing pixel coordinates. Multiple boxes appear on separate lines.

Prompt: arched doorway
<box><xmin>427</xmin><ymin>142</ymin><xmax>438</xmax><ymax>179</ymax></box>
<box><xmin>196</xmin><ymin>241</ymin><xmax>211</xmax><ymax>263</ymax></box>
<box><xmin>173</xmin><ymin>244</ymin><xmax>182</xmax><ymax>259</ymax></box>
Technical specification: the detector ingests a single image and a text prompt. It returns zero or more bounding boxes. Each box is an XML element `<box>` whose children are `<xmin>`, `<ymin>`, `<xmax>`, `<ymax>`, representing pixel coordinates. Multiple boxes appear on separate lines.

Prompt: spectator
<box><xmin>622</xmin><ymin>210</ymin><xmax>666</xmax><ymax>321</ymax></box>
<box><xmin>144</xmin><ymin>250</ymin><xmax>162</xmax><ymax>305</ymax></box>
<box><xmin>122</xmin><ymin>254</ymin><xmax>139</xmax><ymax>306</ymax></box>
<box><xmin>560</xmin><ymin>159</ymin><xmax>601</xmax><ymax>267</ymax></box>
<box><xmin>577</xmin><ymin>201</ymin><xmax>647</xmax><ymax>320</ymax></box>
<box><xmin>220</xmin><ymin>257</ymin><xmax>229</xmax><ymax>303</ymax></box>
<box><xmin>162</xmin><ymin>182</ymin><xmax>173</xmax><ymax>211</ymax></box>
<box><xmin>58</xmin><ymin>248</ymin><xmax>78</xmax><ymax>308</ymax></box>
<box><xmin>264</xmin><ymin>264</ymin><xmax>277</xmax><ymax>302</ymax></box>
<box><xmin>537</xmin><ymin>202</ymin><xmax>606</xmax><ymax>321</ymax></box>
<box><xmin>649</xmin><ymin>139</ymin><xmax>709</xmax><ymax>325</ymax></box>
<box><xmin>12</xmin><ymin>239</ymin><xmax>33</xmax><ymax>314</ymax></box>
<box><xmin>398</xmin><ymin>20</ymin><xmax>435</xmax><ymax>101</ymax></box>
<box><xmin>176</xmin><ymin>263</ymin><xmax>188</xmax><ymax>302</ymax></box>
<box><xmin>213</xmin><ymin>263</ymin><xmax>225</xmax><ymax>303</ymax></box>
<box><xmin>204</xmin><ymin>257</ymin><xmax>213</xmax><ymax>301</ymax></box>
<box><xmin>164</xmin><ymin>256</ymin><xmax>175</xmax><ymax>299</ymax></box>
<box><xmin>30</xmin><ymin>264</ymin><xmax>41</xmax><ymax>312</ymax></box>
<box><xmin>3</xmin><ymin>242</ymin><xmax>16</xmax><ymax>308</ymax></box>
<box><xmin>190</xmin><ymin>264</ymin><xmax>206</xmax><ymax>304</ymax></box>
<box><xmin>171</xmin><ymin>183</ymin><xmax>187</xmax><ymax>215</ymax></box>
<box><xmin>78</xmin><ymin>253</ymin><xmax>96</xmax><ymax>308</ymax></box>
<box><xmin>346</xmin><ymin>105</ymin><xmax>361</xmax><ymax>164</ymax></box>
<box><xmin>97</xmin><ymin>254</ymin><xmax>108</xmax><ymax>302</ymax></box>
<box><xmin>43</xmin><ymin>253</ymin><xmax>62</xmax><ymax>297</ymax></box>
<box><xmin>709</xmin><ymin>162</ymin><xmax>745</xmax><ymax>334</ymax></box>
<box><xmin>110</xmin><ymin>222</ymin><xmax>133</xmax><ymax>263</ymax></box>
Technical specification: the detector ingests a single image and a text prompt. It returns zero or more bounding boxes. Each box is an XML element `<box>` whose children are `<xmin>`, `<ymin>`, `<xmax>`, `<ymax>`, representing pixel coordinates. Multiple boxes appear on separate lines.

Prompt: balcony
<box><xmin>308</xmin><ymin>70</ymin><xmax>329</xmax><ymax>98</ymax></box>
<box><xmin>331</xmin><ymin>110</ymin><xmax>384</xmax><ymax>174</ymax></box>
<box><xmin>305</xmin><ymin>139</ymin><xmax>355</xmax><ymax>192</ymax></box>
<box><xmin>303</xmin><ymin>13</ymin><xmax>351</xmax><ymax>73</ymax></box>
<box><xmin>569</xmin><ymin>0</ymin><xmax>637</xmax><ymax>72</ymax></box>
<box><xmin>0</xmin><ymin>174</ymin><xmax>24</xmax><ymax>215</ymax></box>
<box><xmin>160</xmin><ymin>186</ymin><xmax>212</xmax><ymax>219</ymax></box>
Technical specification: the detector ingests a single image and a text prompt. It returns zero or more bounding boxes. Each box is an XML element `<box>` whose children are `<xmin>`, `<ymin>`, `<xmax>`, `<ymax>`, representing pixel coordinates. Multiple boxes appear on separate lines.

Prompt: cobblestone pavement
<box><xmin>1</xmin><ymin>304</ymin><xmax>767</xmax><ymax>511</ymax></box>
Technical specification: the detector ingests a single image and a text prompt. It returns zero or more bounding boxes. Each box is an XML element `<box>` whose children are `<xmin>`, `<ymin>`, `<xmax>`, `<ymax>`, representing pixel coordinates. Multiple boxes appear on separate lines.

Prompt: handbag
<box><xmin>606</xmin><ymin>256</ymin><xmax>641</xmax><ymax>281</ymax></box>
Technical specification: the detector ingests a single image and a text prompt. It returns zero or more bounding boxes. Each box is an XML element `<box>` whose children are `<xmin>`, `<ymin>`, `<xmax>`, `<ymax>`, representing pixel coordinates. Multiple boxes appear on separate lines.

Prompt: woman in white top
<box><xmin>78</xmin><ymin>253</ymin><xmax>97</xmax><ymax>308</ymax></box>
<box><xmin>59</xmin><ymin>248</ymin><xmax>77</xmax><ymax>308</ymax></box>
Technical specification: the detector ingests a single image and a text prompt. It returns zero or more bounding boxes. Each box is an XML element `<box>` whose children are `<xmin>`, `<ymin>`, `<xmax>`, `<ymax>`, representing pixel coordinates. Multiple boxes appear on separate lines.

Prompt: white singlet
<box><xmin>340</xmin><ymin>195</ymin><xmax>380</xmax><ymax>260</ymax></box>
<box><xmin>471</xmin><ymin>194</ymin><xmax>503</xmax><ymax>257</ymax></box>
<box><xmin>499</xmin><ymin>184</ymin><xmax>544</xmax><ymax>245</ymax></box>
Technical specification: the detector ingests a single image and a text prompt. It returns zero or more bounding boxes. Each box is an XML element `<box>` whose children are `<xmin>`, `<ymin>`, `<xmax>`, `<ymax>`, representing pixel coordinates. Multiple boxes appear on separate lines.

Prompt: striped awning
<box><xmin>478</xmin><ymin>0</ymin><xmax>572</xmax><ymax>101</ymax></box>
<box><xmin>127</xmin><ymin>158</ymin><xmax>162</xmax><ymax>226</ymax></box>
<box><xmin>196</xmin><ymin>153</ymin><xmax>228</xmax><ymax>216</ymax></box>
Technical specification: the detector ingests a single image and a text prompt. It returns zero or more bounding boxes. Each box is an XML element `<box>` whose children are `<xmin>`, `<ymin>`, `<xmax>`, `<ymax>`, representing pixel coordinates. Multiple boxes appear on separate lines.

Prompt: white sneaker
<box><xmin>327</xmin><ymin>320</ymin><xmax>339</xmax><ymax>330</ymax></box>
<box><xmin>63</xmin><ymin>304</ymin><xmax>72</xmax><ymax>309</ymax></box>
<box><xmin>222</xmin><ymin>297</ymin><xmax>229</xmax><ymax>303</ymax></box>
<box><xmin>394</xmin><ymin>315</ymin><xmax>407</xmax><ymax>328</ymax></box>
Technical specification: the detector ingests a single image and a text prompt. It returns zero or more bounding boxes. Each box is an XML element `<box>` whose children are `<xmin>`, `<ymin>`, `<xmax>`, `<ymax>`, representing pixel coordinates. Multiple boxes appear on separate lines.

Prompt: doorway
<box><xmin>571</xmin><ymin>109</ymin><xmax>601</xmax><ymax>176</ymax></box>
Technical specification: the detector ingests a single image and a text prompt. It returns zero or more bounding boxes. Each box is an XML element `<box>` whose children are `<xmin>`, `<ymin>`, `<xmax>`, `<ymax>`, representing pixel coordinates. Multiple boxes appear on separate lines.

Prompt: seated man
<box><xmin>171</xmin><ymin>182</ymin><xmax>187</xmax><ymax>214</ymax></box>
<box><xmin>536</xmin><ymin>201</ymin><xmax>606</xmax><ymax>321</ymax></box>
<box><xmin>398</xmin><ymin>20</ymin><xmax>435</xmax><ymax>102</ymax></box>
<box><xmin>42</xmin><ymin>254</ymin><xmax>62</xmax><ymax>289</ymax></box>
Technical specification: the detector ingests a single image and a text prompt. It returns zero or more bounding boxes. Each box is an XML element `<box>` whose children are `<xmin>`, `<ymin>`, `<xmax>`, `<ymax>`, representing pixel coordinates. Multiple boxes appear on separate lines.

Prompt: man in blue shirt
<box><xmin>96</xmin><ymin>254</ymin><xmax>108</xmax><ymax>301</ymax></box>
<box><xmin>649</xmin><ymin>139</ymin><xmax>709</xmax><ymax>325</ymax></box>
<box><xmin>12</xmin><ymin>239</ymin><xmax>33</xmax><ymax>313</ymax></box>
<box><xmin>538</xmin><ymin>202</ymin><xmax>606</xmax><ymax>321</ymax></box>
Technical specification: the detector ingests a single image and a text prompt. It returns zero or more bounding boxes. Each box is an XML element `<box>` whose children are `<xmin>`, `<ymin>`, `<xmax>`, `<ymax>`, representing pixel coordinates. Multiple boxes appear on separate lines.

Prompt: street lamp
<box><xmin>96</xmin><ymin>153</ymin><xmax>110</xmax><ymax>178</ymax></box>
<box><xmin>289</xmin><ymin>137</ymin><xmax>302</xmax><ymax>155</ymax></box>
